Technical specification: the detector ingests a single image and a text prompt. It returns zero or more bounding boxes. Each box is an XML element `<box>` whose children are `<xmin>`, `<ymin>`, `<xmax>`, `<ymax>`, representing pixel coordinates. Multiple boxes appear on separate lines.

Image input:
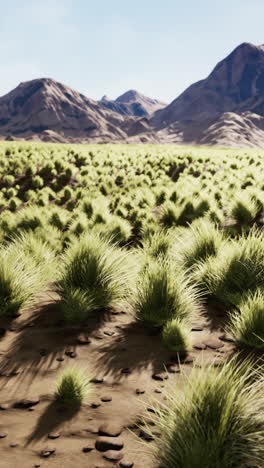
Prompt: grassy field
<box><xmin>0</xmin><ymin>141</ymin><xmax>263</xmax><ymax>467</ymax></box>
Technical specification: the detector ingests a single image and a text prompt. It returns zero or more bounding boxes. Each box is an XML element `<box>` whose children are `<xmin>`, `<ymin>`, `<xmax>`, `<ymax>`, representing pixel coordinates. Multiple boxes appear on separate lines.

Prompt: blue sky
<box><xmin>1</xmin><ymin>0</ymin><xmax>264</xmax><ymax>103</ymax></box>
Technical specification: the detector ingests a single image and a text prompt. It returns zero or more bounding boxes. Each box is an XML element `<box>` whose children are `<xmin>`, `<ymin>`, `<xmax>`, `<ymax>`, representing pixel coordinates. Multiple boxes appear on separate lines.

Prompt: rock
<box><xmin>121</xmin><ymin>368</ymin><xmax>131</xmax><ymax>374</ymax></box>
<box><xmin>219</xmin><ymin>334</ymin><xmax>234</xmax><ymax>343</ymax></box>
<box><xmin>14</xmin><ymin>398</ymin><xmax>40</xmax><ymax>409</ymax></box>
<box><xmin>90</xmin><ymin>377</ymin><xmax>104</xmax><ymax>384</ymax></box>
<box><xmin>101</xmin><ymin>395</ymin><xmax>112</xmax><ymax>402</ymax></box>
<box><xmin>48</xmin><ymin>432</ymin><xmax>60</xmax><ymax>439</ymax></box>
<box><xmin>40</xmin><ymin>448</ymin><xmax>56</xmax><ymax>458</ymax></box>
<box><xmin>82</xmin><ymin>446</ymin><xmax>94</xmax><ymax>453</ymax></box>
<box><xmin>99</xmin><ymin>423</ymin><xmax>123</xmax><ymax>437</ymax></box>
<box><xmin>56</xmin><ymin>357</ymin><xmax>64</xmax><ymax>362</ymax></box>
<box><xmin>91</xmin><ymin>402</ymin><xmax>101</xmax><ymax>409</ymax></box>
<box><xmin>103</xmin><ymin>330</ymin><xmax>114</xmax><ymax>336</ymax></box>
<box><xmin>135</xmin><ymin>388</ymin><xmax>145</xmax><ymax>395</ymax></box>
<box><xmin>0</xmin><ymin>404</ymin><xmax>9</xmax><ymax>410</ymax></box>
<box><xmin>10</xmin><ymin>443</ymin><xmax>18</xmax><ymax>448</ymax></box>
<box><xmin>0</xmin><ymin>433</ymin><xmax>7</xmax><ymax>438</ymax></box>
<box><xmin>77</xmin><ymin>335</ymin><xmax>91</xmax><ymax>345</ymax></box>
<box><xmin>194</xmin><ymin>343</ymin><xmax>207</xmax><ymax>350</ymax></box>
<box><xmin>65</xmin><ymin>349</ymin><xmax>77</xmax><ymax>358</ymax></box>
<box><xmin>119</xmin><ymin>461</ymin><xmax>134</xmax><ymax>468</ymax></box>
<box><xmin>152</xmin><ymin>373</ymin><xmax>168</xmax><ymax>381</ymax></box>
<box><xmin>154</xmin><ymin>389</ymin><xmax>162</xmax><ymax>394</ymax></box>
<box><xmin>103</xmin><ymin>450</ymin><xmax>124</xmax><ymax>461</ymax></box>
<box><xmin>95</xmin><ymin>437</ymin><xmax>124</xmax><ymax>452</ymax></box>
<box><xmin>191</xmin><ymin>326</ymin><xmax>203</xmax><ymax>331</ymax></box>
<box><xmin>205</xmin><ymin>339</ymin><xmax>224</xmax><ymax>350</ymax></box>
<box><xmin>167</xmin><ymin>365</ymin><xmax>180</xmax><ymax>373</ymax></box>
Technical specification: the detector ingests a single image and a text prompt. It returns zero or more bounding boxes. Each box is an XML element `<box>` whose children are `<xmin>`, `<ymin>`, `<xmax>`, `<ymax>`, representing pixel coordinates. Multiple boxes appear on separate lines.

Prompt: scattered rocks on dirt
<box><xmin>99</xmin><ymin>423</ymin><xmax>123</xmax><ymax>437</ymax></box>
<box><xmin>13</xmin><ymin>398</ymin><xmax>40</xmax><ymax>409</ymax></box>
<box><xmin>95</xmin><ymin>437</ymin><xmax>124</xmax><ymax>452</ymax></box>
<box><xmin>103</xmin><ymin>450</ymin><xmax>124</xmax><ymax>461</ymax></box>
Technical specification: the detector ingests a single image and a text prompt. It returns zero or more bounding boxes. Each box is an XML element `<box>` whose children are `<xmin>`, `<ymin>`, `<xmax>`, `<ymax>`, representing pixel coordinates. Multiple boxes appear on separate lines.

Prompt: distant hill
<box><xmin>2</xmin><ymin>43</ymin><xmax>264</xmax><ymax>147</ymax></box>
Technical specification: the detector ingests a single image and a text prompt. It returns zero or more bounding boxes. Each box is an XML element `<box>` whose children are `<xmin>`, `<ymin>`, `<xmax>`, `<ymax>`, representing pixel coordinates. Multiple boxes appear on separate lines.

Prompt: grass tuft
<box><xmin>55</xmin><ymin>367</ymin><xmax>92</xmax><ymax>407</ymax></box>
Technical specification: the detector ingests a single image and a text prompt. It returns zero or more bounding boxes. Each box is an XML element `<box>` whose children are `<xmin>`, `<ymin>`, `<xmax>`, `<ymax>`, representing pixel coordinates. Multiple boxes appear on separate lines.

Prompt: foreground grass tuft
<box><xmin>145</xmin><ymin>359</ymin><xmax>264</xmax><ymax>468</ymax></box>
<box><xmin>162</xmin><ymin>319</ymin><xmax>191</xmax><ymax>352</ymax></box>
<box><xmin>55</xmin><ymin>368</ymin><xmax>92</xmax><ymax>407</ymax></box>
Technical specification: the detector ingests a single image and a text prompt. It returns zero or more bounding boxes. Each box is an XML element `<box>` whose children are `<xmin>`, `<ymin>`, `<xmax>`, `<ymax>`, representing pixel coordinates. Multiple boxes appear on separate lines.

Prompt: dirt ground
<box><xmin>0</xmin><ymin>294</ymin><xmax>235</xmax><ymax>468</ymax></box>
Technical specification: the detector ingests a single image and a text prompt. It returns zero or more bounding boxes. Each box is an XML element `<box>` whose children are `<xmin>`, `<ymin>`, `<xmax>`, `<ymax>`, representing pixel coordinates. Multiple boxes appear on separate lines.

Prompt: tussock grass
<box><xmin>55</xmin><ymin>367</ymin><xmax>92</xmax><ymax>407</ymax></box>
<box><xmin>174</xmin><ymin>218</ymin><xmax>224</xmax><ymax>270</ymax></box>
<box><xmin>145</xmin><ymin>359</ymin><xmax>264</xmax><ymax>468</ymax></box>
<box><xmin>231</xmin><ymin>192</ymin><xmax>259</xmax><ymax>224</ymax></box>
<box><xmin>228</xmin><ymin>291</ymin><xmax>264</xmax><ymax>349</ymax></box>
<box><xmin>57</xmin><ymin>232</ymin><xmax>137</xmax><ymax>322</ymax></box>
<box><xmin>162</xmin><ymin>319</ymin><xmax>191</xmax><ymax>352</ymax></box>
<box><xmin>132</xmin><ymin>258</ymin><xmax>202</xmax><ymax>326</ymax></box>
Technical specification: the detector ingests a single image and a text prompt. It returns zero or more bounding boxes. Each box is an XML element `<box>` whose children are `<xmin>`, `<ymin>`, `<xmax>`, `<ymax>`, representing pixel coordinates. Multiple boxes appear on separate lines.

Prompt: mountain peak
<box><xmin>116</xmin><ymin>90</ymin><xmax>142</xmax><ymax>103</ymax></box>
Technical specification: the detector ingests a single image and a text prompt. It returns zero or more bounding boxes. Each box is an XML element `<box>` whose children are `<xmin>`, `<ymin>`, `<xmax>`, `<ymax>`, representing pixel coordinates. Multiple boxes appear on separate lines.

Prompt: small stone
<box><xmin>56</xmin><ymin>357</ymin><xmax>64</xmax><ymax>362</ymax></box>
<box><xmin>191</xmin><ymin>326</ymin><xmax>203</xmax><ymax>331</ymax></box>
<box><xmin>14</xmin><ymin>398</ymin><xmax>40</xmax><ymax>409</ymax></box>
<box><xmin>154</xmin><ymin>389</ymin><xmax>162</xmax><ymax>394</ymax></box>
<box><xmin>40</xmin><ymin>448</ymin><xmax>56</xmax><ymax>458</ymax></box>
<box><xmin>167</xmin><ymin>365</ymin><xmax>180</xmax><ymax>373</ymax></box>
<box><xmin>103</xmin><ymin>330</ymin><xmax>114</xmax><ymax>336</ymax></box>
<box><xmin>121</xmin><ymin>368</ymin><xmax>131</xmax><ymax>374</ymax></box>
<box><xmin>34</xmin><ymin>465</ymin><xmax>41</xmax><ymax>468</ymax></box>
<box><xmin>0</xmin><ymin>433</ymin><xmax>7</xmax><ymax>438</ymax></box>
<box><xmin>82</xmin><ymin>446</ymin><xmax>94</xmax><ymax>453</ymax></box>
<box><xmin>205</xmin><ymin>339</ymin><xmax>224</xmax><ymax>350</ymax></box>
<box><xmin>0</xmin><ymin>404</ymin><xmax>9</xmax><ymax>410</ymax></box>
<box><xmin>91</xmin><ymin>402</ymin><xmax>101</xmax><ymax>409</ymax></box>
<box><xmin>101</xmin><ymin>395</ymin><xmax>112</xmax><ymax>402</ymax></box>
<box><xmin>10</xmin><ymin>443</ymin><xmax>18</xmax><ymax>448</ymax></box>
<box><xmin>90</xmin><ymin>377</ymin><xmax>104</xmax><ymax>384</ymax></box>
<box><xmin>95</xmin><ymin>437</ymin><xmax>124</xmax><ymax>452</ymax></box>
<box><xmin>152</xmin><ymin>373</ymin><xmax>168</xmax><ymax>381</ymax></box>
<box><xmin>103</xmin><ymin>450</ymin><xmax>123</xmax><ymax>461</ymax></box>
<box><xmin>48</xmin><ymin>432</ymin><xmax>60</xmax><ymax>439</ymax></box>
<box><xmin>135</xmin><ymin>388</ymin><xmax>145</xmax><ymax>395</ymax></box>
<box><xmin>119</xmin><ymin>461</ymin><xmax>134</xmax><ymax>468</ymax></box>
<box><xmin>77</xmin><ymin>335</ymin><xmax>91</xmax><ymax>345</ymax></box>
<box><xmin>99</xmin><ymin>423</ymin><xmax>123</xmax><ymax>437</ymax></box>
<box><xmin>219</xmin><ymin>334</ymin><xmax>234</xmax><ymax>343</ymax></box>
<box><xmin>194</xmin><ymin>343</ymin><xmax>207</xmax><ymax>350</ymax></box>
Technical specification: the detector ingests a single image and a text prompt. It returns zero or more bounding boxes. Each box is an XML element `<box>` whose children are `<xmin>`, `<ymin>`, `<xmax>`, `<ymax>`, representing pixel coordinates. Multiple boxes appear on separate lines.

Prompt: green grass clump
<box><xmin>174</xmin><ymin>218</ymin><xmax>224</xmax><ymax>270</ymax></box>
<box><xmin>55</xmin><ymin>368</ymin><xmax>92</xmax><ymax>407</ymax></box>
<box><xmin>57</xmin><ymin>232</ymin><xmax>137</xmax><ymax>322</ymax></box>
<box><xmin>228</xmin><ymin>291</ymin><xmax>264</xmax><ymax>349</ymax></box>
<box><xmin>195</xmin><ymin>229</ymin><xmax>264</xmax><ymax>306</ymax></box>
<box><xmin>147</xmin><ymin>359</ymin><xmax>264</xmax><ymax>468</ymax></box>
<box><xmin>162</xmin><ymin>319</ymin><xmax>191</xmax><ymax>352</ymax></box>
<box><xmin>133</xmin><ymin>259</ymin><xmax>202</xmax><ymax>326</ymax></box>
<box><xmin>231</xmin><ymin>192</ymin><xmax>259</xmax><ymax>224</ymax></box>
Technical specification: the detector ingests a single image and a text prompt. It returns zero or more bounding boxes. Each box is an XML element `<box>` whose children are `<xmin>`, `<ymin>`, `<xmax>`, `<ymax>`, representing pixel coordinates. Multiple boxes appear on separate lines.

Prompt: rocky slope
<box><xmin>0</xmin><ymin>79</ymin><xmax>154</xmax><ymax>143</ymax></box>
<box><xmin>100</xmin><ymin>90</ymin><xmax>166</xmax><ymax>117</ymax></box>
<box><xmin>152</xmin><ymin>42</ymin><xmax>264</xmax><ymax>146</ymax></box>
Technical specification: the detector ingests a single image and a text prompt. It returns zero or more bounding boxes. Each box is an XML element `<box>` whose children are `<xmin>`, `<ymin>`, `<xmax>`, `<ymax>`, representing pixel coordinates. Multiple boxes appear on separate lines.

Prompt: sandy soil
<box><xmin>0</xmin><ymin>295</ymin><xmax>235</xmax><ymax>468</ymax></box>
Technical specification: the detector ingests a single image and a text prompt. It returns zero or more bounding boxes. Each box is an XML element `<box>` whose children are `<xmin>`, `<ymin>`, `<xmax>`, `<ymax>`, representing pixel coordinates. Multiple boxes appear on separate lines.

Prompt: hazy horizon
<box><xmin>1</xmin><ymin>0</ymin><xmax>264</xmax><ymax>103</ymax></box>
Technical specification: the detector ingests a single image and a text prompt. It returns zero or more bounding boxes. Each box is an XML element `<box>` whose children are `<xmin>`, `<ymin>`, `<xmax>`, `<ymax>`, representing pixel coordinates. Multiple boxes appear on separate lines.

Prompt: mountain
<box><xmin>99</xmin><ymin>90</ymin><xmax>166</xmax><ymax>117</ymax></box>
<box><xmin>2</xmin><ymin>43</ymin><xmax>264</xmax><ymax>147</ymax></box>
<box><xmin>152</xmin><ymin>42</ymin><xmax>264</xmax><ymax>146</ymax></box>
<box><xmin>0</xmin><ymin>78</ymin><xmax>154</xmax><ymax>143</ymax></box>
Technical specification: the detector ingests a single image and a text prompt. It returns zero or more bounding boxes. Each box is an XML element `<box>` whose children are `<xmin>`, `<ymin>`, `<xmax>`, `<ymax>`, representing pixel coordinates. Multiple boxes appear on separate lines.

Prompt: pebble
<box><xmin>101</xmin><ymin>395</ymin><xmax>112</xmax><ymax>402</ymax></box>
<box><xmin>56</xmin><ymin>357</ymin><xmax>64</xmax><ymax>362</ymax></box>
<box><xmin>194</xmin><ymin>343</ymin><xmax>207</xmax><ymax>350</ymax></box>
<box><xmin>99</xmin><ymin>423</ymin><xmax>123</xmax><ymax>437</ymax></box>
<box><xmin>152</xmin><ymin>373</ymin><xmax>168</xmax><ymax>381</ymax></box>
<box><xmin>0</xmin><ymin>404</ymin><xmax>9</xmax><ymax>410</ymax></box>
<box><xmin>40</xmin><ymin>448</ymin><xmax>56</xmax><ymax>458</ymax></box>
<box><xmin>90</xmin><ymin>377</ymin><xmax>104</xmax><ymax>384</ymax></box>
<box><xmin>91</xmin><ymin>402</ymin><xmax>101</xmax><ymax>409</ymax></box>
<box><xmin>0</xmin><ymin>433</ymin><xmax>7</xmax><ymax>438</ymax></box>
<box><xmin>82</xmin><ymin>446</ymin><xmax>94</xmax><ymax>453</ymax></box>
<box><xmin>103</xmin><ymin>450</ymin><xmax>124</xmax><ymax>461</ymax></box>
<box><xmin>14</xmin><ymin>398</ymin><xmax>40</xmax><ymax>409</ymax></box>
<box><xmin>95</xmin><ymin>437</ymin><xmax>124</xmax><ymax>452</ymax></box>
<box><xmin>205</xmin><ymin>339</ymin><xmax>224</xmax><ymax>350</ymax></box>
<box><xmin>191</xmin><ymin>326</ymin><xmax>203</xmax><ymax>331</ymax></box>
<box><xmin>48</xmin><ymin>432</ymin><xmax>60</xmax><ymax>439</ymax></box>
<box><xmin>135</xmin><ymin>388</ymin><xmax>145</xmax><ymax>395</ymax></box>
<box><xmin>119</xmin><ymin>462</ymin><xmax>134</xmax><ymax>468</ymax></box>
<box><xmin>77</xmin><ymin>335</ymin><xmax>91</xmax><ymax>345</ymax></box>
